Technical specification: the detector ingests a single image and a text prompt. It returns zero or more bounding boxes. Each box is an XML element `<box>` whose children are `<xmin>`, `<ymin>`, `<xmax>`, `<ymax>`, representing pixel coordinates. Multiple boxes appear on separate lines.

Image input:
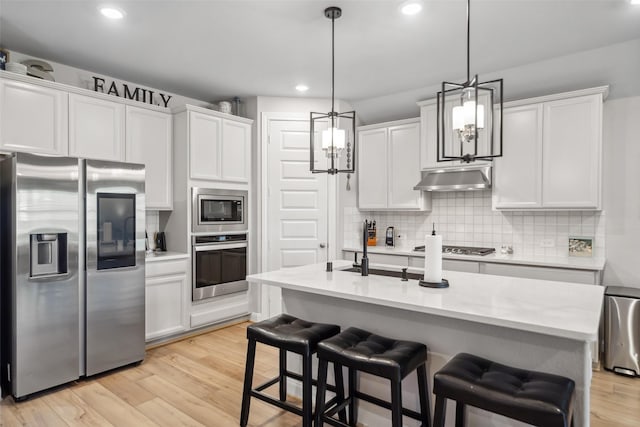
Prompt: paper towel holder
<box><xmin>419</xmin><ymin>278</ymin><xmax>450</xmax><ymax>288</ymax></box>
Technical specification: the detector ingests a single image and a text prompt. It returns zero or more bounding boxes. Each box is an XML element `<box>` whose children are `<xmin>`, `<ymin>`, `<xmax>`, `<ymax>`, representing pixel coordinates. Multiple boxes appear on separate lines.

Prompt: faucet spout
<box><xmin>361</xmin><ymin>220</ymin><xmax>369</xmax><ymax>276</ymax></box>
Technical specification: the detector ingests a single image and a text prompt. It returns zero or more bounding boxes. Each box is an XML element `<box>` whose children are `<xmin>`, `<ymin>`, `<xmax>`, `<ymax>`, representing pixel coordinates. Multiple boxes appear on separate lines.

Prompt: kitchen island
<box><xmin>247</xmin><ymin>260</ymin><xmax>604</xmax><ymax>427</ymax></box>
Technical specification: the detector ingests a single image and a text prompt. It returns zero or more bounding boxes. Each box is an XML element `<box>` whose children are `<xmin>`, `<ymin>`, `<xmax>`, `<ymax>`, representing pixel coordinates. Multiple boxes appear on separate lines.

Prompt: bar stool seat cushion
<box><xmin>247</xmin><ymin>314</ymin><xmax>340</xmax><ymax>354</ymax></box>
<box><xmin>317</xmin><ymin>327</ymin><xmax>427</xmax><ymax>379</ymax></box>
<box><xmin>434</xmin><ymin>353</ymin><xmax>575</xmax><ymax>426</ymax></box>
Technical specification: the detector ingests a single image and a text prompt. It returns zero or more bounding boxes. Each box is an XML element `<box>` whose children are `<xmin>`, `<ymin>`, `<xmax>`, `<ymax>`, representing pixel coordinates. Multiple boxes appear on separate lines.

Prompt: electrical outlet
<box><xmin>541</xmin><ymin>239</ymin><xmax>555</xmax><ymax>248</ymax></box>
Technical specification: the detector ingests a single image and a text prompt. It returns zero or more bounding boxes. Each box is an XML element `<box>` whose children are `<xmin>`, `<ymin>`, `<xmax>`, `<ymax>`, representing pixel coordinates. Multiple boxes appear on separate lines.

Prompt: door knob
<box><xmin>319</xmin><ymin>243</ymin><xmax>326</xmax><ymax>248</ymax></box>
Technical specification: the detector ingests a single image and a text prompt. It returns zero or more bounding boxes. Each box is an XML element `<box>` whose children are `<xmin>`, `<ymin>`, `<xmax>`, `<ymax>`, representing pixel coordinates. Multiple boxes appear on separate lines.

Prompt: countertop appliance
<box><xmin>385</xmin><ymin>226</ymin><xmax>395</xmax><ymax>247</ymax></box>
<box><xmin>413</xmin><ymin>245</ymin><xmax>496</xmax><ymax>256</ymax></box>
<box><xmin>192</xmin><ymin>233</ymin><xmax>248</xmax><ymax>301</ymax></box>
<box><xmin>0</xmin><ymin>153</ymin><xmax>145</xmax><ymax>399</ymax></box>
<box><xmin>192</xmin><ymin>187</ymin><xmax>247</xmax><ymax>234</ymax></box>
<box><xmin>604</xmin><ymin>286</ymin><xmax>640</xmax><ymax>377</ymax></box>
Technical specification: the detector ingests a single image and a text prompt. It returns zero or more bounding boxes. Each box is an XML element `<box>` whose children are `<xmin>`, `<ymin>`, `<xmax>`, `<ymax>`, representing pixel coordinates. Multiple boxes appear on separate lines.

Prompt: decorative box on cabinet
<box><xmin>69</xmin><ymin>93</ymin><xmax>125</xmax><ymax>161</ymax></box>
<box><xmin>357</xmin><ymin>118</ymin><xmax>430</xmax><ymax>211</ymax></box>
<box><xmin>186</xmin><ymin>106</ymin><xmax>251</xmax><ymax>183</ymax></box>
<box><xmin>145</xmin><ymin>257</ymin><xmax>189</xmax><ymax>341</ymax></box>
<box><xmin>126</xmin><ymin>106</ymin><xmax>173</xmax><ymax>209</ymax></box>
<box><xmin>493</xmin><ymin>87</ymin><xmax>607</xmax><ymax>210</ymax></box>
<box><xmin>0</xmin><ymin>76</ymin><xmax>68</xmax><ymax>155</ymax></box>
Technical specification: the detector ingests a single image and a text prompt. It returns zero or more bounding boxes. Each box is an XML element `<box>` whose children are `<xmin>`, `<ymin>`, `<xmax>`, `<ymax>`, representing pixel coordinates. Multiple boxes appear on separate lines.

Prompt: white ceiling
<box><xmin>1</xmin><ymin>0</ymin><xmax>639</xmax><ymax>105</ymax></box>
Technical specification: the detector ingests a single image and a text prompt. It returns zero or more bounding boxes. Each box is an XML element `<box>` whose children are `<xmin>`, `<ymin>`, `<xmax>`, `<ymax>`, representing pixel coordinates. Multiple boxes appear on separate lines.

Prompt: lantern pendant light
<box><xmin>310</xmin><ymin>6</ymin><xmax>356</xmax><ymax>176</ymax></box>
<box><xmin>437</xmin><ymin>0</ymin><xmax>503</xmax><ymax>163</ymax></box>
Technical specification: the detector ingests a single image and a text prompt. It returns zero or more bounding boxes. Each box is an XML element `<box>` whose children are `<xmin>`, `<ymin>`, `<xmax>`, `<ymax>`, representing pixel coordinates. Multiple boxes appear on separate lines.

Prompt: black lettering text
<box><xmin>107</xmin><ymin>81</ymin><xmax>120</xmax><ymax>97</ymax></box>
<box><xmin>123</xmin><ymin>84</ymin><xmax>140</xmax><ymax>101</ymax></box>
<box><xmin>93</xmin><ymin>77</ymin><xmax>105</xmax><ymax>93</ymax></box>
<box><xmin>160</xmin><ymin>93</ymin><xmax>172</xmax><ymax>108</ymax></box>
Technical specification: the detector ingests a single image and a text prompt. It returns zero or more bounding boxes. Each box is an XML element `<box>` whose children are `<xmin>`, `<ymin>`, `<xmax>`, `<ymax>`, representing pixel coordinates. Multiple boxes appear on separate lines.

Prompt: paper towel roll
<box><xmin>424</xmin><ymin>233</ymin><xmax>442</xmax><ymax>283</ymax></box>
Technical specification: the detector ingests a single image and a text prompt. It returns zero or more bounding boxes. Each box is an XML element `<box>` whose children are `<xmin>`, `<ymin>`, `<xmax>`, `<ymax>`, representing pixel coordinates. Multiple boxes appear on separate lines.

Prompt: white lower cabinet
<box><xmin>190</xmin><ymin>292</ymin><xmax>250</xmax><ymax>328</ymax></box>
<box><xmin>145</xmin><ymin>258</ymin><xmax>189</xmax><ymax>341</ymax></box>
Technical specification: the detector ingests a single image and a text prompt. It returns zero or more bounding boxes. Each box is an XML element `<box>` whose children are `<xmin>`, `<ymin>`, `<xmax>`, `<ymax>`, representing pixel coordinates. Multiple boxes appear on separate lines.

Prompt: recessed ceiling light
<box><xmin>400</xmin><ymin>1</ymin><xmax>423</xmax><ymax>16</ymax></box>
<box><xmin>631</xmin><ymin>0</ymin><xmax>640</xmax><ymax>5</ymax></box>
<box><xmin>296</xmin><ymin>84</ymin><xmax>309</xmax><ymax>92</ymax></box>
<box><xmin>100</xmin><ymin>7</ymin><xmax>125</xmax><ymax>20</ymax></box>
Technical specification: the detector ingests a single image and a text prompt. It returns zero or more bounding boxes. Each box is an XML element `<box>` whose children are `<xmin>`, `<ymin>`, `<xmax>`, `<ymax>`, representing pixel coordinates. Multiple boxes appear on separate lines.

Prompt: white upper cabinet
<box><xmin>190</xmin><ymin>111</ymin><xmax>222</xmax><ymax>181</ymax></box>
<box><xmin>0</xmin><ymin>78</ymin><xmax>68</xmax><ymax>155</ymax></box>
<box><xmin>493</xmin><ymin>87</ymin><xmax>606</xmax><ymax>210</ymax></box>
<box><xmin>541</xmin><ymin>95</ymin><xmax>601</xmax><ymax>209</ymax></box>
<box><xmin>419</xmin><ymin>103</ymin><xmax>438</xmax><ymax>170</ymax></box>
<box><xmin>188</xmin><ymin>108</ymin><xmax>251</xmax><ymax>183</ymax></box>
<box><xmin>358</xmin><ymin>119</ymin><xmax>430</xmax><ymax>211</ymax></box>
<box><xmin>493</xmin><ymin>104</ymin><xmax>543</xmax><ymax>209</ymax></box>
<box><xmin>125</xmin><ymin>106</ymin><xmax>173</xmax><ymax>210</ymax></box>
<box><xmin>221</xmin><ymin>119</ymin><xmax>250</xmax><ymax>183</ymax></box>
<box><xmin>358</xmin><ymin>127</ymin><xmax>388</xmax><ymax>209</ymax></box>
<box><xmin>69</xmin><ymin>93</ymin><xmax>125</xmax><ymax>161</ymax></box>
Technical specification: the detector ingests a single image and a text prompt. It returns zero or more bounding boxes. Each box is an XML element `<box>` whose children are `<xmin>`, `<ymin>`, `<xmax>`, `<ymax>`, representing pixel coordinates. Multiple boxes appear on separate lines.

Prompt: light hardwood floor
<box><xmin>0</xmin><ymin>321</ymin><xmax>638</xmax><ymax>426</ymax></box>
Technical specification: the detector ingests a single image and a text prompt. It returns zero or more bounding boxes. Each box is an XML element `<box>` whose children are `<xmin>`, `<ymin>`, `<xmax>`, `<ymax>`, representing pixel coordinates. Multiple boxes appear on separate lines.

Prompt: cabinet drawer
<box><xmin>146</xmin><ymin>258</ymin><xmax>189</xmax><ymax>278</ymax></box>
<box><xmin>443</xmin><ymin>259</ymin><xmax>480</xmax><ymax>273</ymax></box>
<box><xmin>480</xmin><ymin>262</ymin><xmax>598</xmax><ymax>285</ymax></box>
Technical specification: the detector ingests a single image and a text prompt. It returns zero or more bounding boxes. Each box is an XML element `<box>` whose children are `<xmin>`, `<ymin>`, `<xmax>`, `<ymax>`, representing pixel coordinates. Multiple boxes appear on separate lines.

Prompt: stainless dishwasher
<box><xmin>604</xmin><ymin>286</ymin><xmax>640</xmax><ymax>376</ymax></box>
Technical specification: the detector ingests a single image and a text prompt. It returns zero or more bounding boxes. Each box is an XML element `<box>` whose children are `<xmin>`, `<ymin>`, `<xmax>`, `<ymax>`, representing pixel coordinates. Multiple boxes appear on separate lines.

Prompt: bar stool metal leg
<box><xmin>240</xmin><ymin>339</ymin><xmax>256</xmax><ymax>427</ymax></box>
<box><xmin>333</xmin><ymin>363</ymin><xmax>347</xmax><ymax>423</ymax></box>
<box><xmin>279</xmin><ymin>349</ymin><xmax>287</xmax><ymax>401</ymax></box>
<box><xmin>433</xmin><ymin>395</ymin><xmax>447</xmax><ymax>427</ymax></box>
<box><xmin>455</xmin><ymin>401</ymin><xmax>465</xmax><ymax>427</ymax></box>
<box><xmin>416</xmin><ymin>364</ymin><xmax>431</xmax><ymax>427</ymax></box>
<box><xmin>315</xmin><ymin>358</ymin><xmax>329</xmax><ymax>427</ymax></box>
<box><xmin>348</xmin><ymin>368</ymin><xmax>358</xmax><ymax>426</ymax></box>
<box><xmin>302</xmin><ymin>351</ymin><xmax>313</xmax><ymax>427</ymax></box>
<box><xmin>390</xmin><ymin>377</ymin><xmax>403</xmax><ymax>427</ymax></box>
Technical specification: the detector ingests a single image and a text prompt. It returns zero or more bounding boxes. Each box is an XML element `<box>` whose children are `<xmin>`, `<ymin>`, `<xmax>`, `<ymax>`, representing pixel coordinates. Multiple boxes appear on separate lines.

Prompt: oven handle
<box><xmin>194</xmin><ymin>242</ymin><xmax>247</xmax><ymax>252</ymax></box>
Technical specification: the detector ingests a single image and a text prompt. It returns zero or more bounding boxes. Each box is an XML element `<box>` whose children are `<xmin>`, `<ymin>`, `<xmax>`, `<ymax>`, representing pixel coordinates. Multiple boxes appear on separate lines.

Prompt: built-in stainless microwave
<box><xmin>192</xmin><ymin>188</ymin><xmax>247</xmax><ymax>233</ymax></box>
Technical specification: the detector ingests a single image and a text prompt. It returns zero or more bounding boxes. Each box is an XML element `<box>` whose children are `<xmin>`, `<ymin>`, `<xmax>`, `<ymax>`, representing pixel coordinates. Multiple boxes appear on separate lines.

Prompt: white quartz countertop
<box><xmin>145</xmin><ymin>251</ymin><xmax>190</xmax><ymax>262</ymax></box>
<box><xmin>343</xmin><ymin>246</ymin><xmax>606</xmax><ymax>271</ymax></box>
<box><xmin>247</xmin><ymin>260</ymin><xmax>603</xmax><ymax>341</ymax></box>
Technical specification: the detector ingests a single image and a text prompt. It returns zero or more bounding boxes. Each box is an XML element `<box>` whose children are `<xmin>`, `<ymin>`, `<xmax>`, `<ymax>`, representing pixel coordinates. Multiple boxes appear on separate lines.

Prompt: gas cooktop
<box><xmin>413</xmin><ymin>245</ymin><xmax>496</xmax><ymax>256</ymax></box>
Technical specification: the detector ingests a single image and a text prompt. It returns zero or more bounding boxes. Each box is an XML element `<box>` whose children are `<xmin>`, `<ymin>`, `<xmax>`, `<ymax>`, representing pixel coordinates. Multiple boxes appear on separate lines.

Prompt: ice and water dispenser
<box><xmin>30</xmin><ymin>233</ymin><xmax>68</xmax><ymax>277</ymax></box>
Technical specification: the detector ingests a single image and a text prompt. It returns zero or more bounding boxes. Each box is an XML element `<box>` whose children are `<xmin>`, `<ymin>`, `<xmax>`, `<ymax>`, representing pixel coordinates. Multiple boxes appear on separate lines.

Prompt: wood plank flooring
<box><xmin>0</xmin><ymin>321</ymin><xmax>638</xmax><ymax>426</ymax></box>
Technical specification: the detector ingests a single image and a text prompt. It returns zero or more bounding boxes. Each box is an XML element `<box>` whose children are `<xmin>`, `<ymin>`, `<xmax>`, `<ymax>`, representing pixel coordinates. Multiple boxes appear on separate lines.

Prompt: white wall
<box><xmin>353</xmin><ymin>38</ymin><xmax>640</xmax><ymax>125</ymax></box>
<box><xmin>602</xmin><ymin>96</ymin><xmax>640</xmax><ymax>287</ymax></box>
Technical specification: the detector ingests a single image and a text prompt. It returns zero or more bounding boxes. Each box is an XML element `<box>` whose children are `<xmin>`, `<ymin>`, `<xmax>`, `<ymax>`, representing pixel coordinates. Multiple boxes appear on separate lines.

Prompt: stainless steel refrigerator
<box><xmin>1</xmin><ymin>152</ymin><xmax>145</xmax><ymax>399</ymax></box>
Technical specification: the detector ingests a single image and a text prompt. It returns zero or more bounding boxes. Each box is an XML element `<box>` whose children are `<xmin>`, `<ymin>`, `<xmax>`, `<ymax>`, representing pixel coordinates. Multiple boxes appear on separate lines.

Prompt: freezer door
<box><xmin>9</xmin><ymin>154</ymin><xmax>80</xmax><ymax>398</ymax></box>
<box><xmin>85</xmin><ymin>159</ymin><xmax>145</xmax><ymax>376</ymax></box>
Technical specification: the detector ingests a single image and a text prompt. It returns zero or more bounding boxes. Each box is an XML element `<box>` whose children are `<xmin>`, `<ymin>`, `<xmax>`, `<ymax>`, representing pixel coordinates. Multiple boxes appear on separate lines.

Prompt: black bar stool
<box><xmin>433</xmin><ymin>353</ymin><xmax>575</xmax><ymax>427</ymax></box>
<box><xmin>240</xmin><ymin>314</ymin><xmax>346</xmax><ymax>427</ymax></box>
<box><xmin>314</xmin><ymin>327</ymin><xmax>431</xmax><ymax>427</ymax></box>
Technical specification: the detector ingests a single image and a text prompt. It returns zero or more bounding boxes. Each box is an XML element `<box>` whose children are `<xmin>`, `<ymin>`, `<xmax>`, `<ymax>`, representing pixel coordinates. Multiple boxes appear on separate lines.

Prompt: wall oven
<box><xmin>192</xmin><ymin>188</ymin><xmax>247</xmax><ymax>233</ymax></box>
<box><xmin>192</xmin><ymin>233</ymin><xmax>248</xmax><ymax>301</ymax></box>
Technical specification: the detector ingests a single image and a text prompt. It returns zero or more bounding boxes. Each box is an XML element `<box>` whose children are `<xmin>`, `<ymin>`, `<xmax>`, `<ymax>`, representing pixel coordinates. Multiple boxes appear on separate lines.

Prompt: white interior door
<box><xmin>264</xmin><ymin>115</ymin><xmax>329</xmax><ymax>316</ymax></box>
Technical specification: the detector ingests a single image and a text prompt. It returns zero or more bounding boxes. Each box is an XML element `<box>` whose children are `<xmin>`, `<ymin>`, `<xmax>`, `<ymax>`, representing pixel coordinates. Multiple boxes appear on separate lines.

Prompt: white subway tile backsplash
<box><xmin>344</xmin><ymin>190</ymin><xmax>605</xmax><ymax>258</ymax></box>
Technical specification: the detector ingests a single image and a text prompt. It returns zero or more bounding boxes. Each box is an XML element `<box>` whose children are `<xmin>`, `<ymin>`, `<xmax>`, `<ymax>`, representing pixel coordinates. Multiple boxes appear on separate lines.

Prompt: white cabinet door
<box><xmin>221</xmin><ymin>119</ymin><xmax>250</xmax><ymax>182</ymax></box>
<box><xmin>125</xmin><ymin>106</ymin><xmax>173</xmax><ymax>210</ymax></box>
<box><xmin>0</xmin><ymin>79</ymin><xmax>68</xmax><ymax>155</ymax></box>
<box><xmin>69</xmin><ymin>94</ymin><xmax>125</xmax><ymax>161</ymax></box>
<box><xmin>388</xmin><ymin>122</ymin><xmax>423</xmax><ymax>209</ymax></box>
<box><xmin>493</xmin><ymin>104</ymin><xmax>543</xmax><ymax>209</ymax></box>
<box><xmin>358</xmin><ymin>127</ymin><xmax>388</xmax><ymax>209</ymax></box>
<box><xmin>420</xmin><ymin>104</ymin><xmax>438</xmax><ymax>170</ymax></box>
<box><xmin>145</xmin><ymin>259</ymin><xmax>189</xmax><ymax>341</ymax></box>
<box><xmin>542</xmin><ymin>95</ymin><xmax>601</xmax><ymax>209</ymax></box>
<box><xmin>189</xmin><ymin>111</ymin><xmax>222</xmax><ymax>180</ymax></box>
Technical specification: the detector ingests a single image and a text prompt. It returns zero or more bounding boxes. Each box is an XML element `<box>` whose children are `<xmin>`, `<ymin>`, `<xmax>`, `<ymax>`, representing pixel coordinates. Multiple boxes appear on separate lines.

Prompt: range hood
<box><xmin>413</xmin><ymin>164</ymin><xmax>492</xmax><ymax>192</ymax></box>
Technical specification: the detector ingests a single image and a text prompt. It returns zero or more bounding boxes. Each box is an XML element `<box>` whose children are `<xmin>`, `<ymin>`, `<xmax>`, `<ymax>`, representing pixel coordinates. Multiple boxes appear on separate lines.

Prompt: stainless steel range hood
<box><xmin>413</xmin><ymin>164</ymin><xmax>492</xmax><ymax>191</ymax></box>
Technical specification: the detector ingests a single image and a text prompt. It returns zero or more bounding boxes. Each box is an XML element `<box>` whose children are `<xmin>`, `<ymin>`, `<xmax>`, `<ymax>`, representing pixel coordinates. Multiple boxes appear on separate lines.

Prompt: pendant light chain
<box><xmin>466</xmin><ymin>0</ymin><xmax>471</xmax><ymax>83</ymax></box>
